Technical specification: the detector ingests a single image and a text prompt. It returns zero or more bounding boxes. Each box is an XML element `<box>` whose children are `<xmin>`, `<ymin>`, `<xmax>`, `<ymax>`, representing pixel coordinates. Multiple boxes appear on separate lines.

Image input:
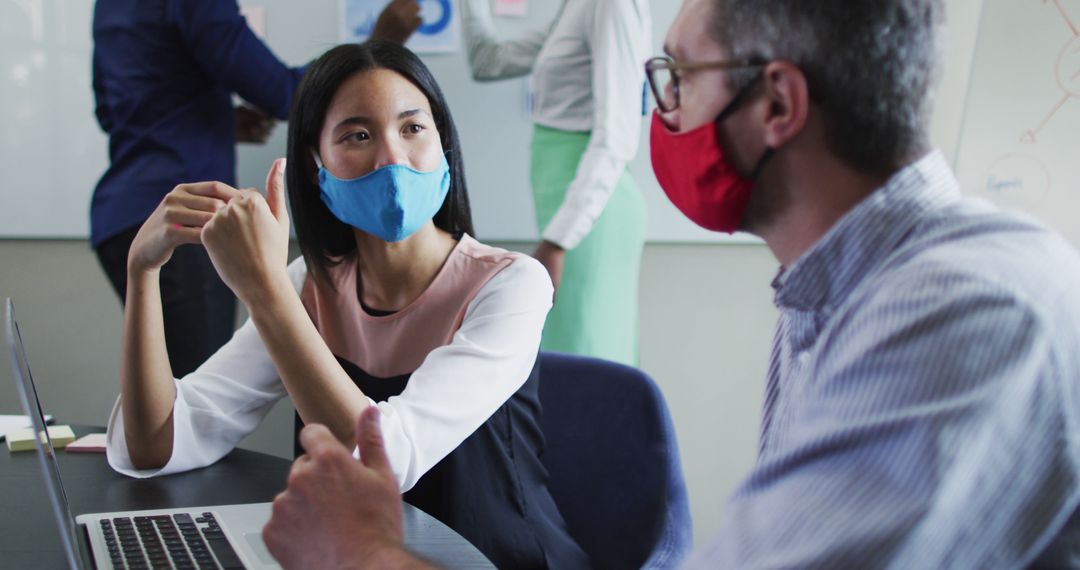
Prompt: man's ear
<box><xmin>760</xmin><ymin>61</ymin><xmax>809</xmax><ymax>149</ymax></box>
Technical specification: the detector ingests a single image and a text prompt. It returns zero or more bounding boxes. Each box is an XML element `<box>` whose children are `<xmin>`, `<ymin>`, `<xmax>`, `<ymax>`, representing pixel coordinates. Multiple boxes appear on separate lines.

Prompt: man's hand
<box><xmin>533</xmin><ymin>240</ymin><xmax>567</xmax><ymax>293</ymax></box>
<box><xmin>371</xmin><ymin>0</ymin><xmax>422</xmax><ymax>44</ymax></box>
<box><xmin>263</xmin><ymin>407</ymin><xmax>431</xmax><ymax>570</ymax></box>
<box><xmin>234</xmin><ymin>105</ymin><xmax>276</xmax><ymax>144</ymax></box>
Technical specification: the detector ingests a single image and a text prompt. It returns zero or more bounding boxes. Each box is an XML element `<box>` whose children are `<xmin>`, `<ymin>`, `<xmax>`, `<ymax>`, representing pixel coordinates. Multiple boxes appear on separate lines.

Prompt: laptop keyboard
<box><xmin>99</xmin><ymin>512</ymin><xmax>244</xmax><ymax>569</ymax></box>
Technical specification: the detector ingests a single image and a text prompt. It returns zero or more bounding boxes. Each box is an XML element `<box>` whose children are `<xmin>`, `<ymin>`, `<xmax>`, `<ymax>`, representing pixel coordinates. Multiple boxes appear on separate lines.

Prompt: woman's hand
<box><xmin>128</xmin><ymin>182</ymin><xmax>240</xmax><ymax>274</ymax></box>
<box><xmin>532</xmin><ymin>240</ymin><xmax>566</xmax><ymax>294</ymax></box>
<box><xmin>201</xmin><ymin>159</ymin><xmax>291</xmax><ymax>307</ymax></box>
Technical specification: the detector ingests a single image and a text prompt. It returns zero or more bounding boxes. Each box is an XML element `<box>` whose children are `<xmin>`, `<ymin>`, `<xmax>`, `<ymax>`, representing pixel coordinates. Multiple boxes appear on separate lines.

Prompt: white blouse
<box><xmin>105</xmin><ymin>254</ymin><xmax>553</xmax><ymax>492</ymax></box>
<box><xmin>462</xmin><ymin>0</ymin><xmax>653</xmax><ymax>250</ymax></box>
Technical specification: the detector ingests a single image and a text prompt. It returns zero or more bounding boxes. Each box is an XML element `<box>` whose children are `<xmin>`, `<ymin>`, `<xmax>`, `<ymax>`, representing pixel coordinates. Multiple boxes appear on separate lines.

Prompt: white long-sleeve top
<box><xmin>462</xmin><ymin>0</ymin><xmax>652</xmax><ymax>250</ymax></box>
<box><xmin>105</xmin><ymin>237</ymin><xmax>553</xmax><ymax>492</ymax></box>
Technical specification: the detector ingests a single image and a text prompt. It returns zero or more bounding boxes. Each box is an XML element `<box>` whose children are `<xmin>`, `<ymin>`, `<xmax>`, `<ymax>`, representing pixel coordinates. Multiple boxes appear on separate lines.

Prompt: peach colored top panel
<box><xmin>300</xmin><ymin>235</ymin><xmax>520</xmax><ymax>378</ymax></box>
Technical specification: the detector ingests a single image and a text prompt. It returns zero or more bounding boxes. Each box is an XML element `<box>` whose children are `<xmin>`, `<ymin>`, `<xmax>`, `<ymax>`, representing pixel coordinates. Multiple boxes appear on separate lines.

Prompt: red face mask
<box><xmin>649</xmin><ymin>78</ymin><xmax>771</xmax><ymax>234</ymax></box>
<box><xmin>649</xmin><ymin>112</ymin><xmax>752</xmax><ymax>233</ymax></box>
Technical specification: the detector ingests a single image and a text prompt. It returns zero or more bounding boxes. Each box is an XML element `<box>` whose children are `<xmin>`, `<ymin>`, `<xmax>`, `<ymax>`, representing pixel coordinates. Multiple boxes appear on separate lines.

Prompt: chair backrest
<box><xmin>538</xmin><ymin>352</ymin><xmax>692</xmax><ymax>569</ymax></box>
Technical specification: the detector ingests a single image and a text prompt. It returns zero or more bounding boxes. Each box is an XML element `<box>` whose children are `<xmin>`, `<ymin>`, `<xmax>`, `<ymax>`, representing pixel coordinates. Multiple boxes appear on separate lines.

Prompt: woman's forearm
<box><xmin>245</xmin><ymin>273</ymin><xmax>370</xmax><ymax>448</ymax></box>
<box><xmin>119</xmin><ymin>267</ymin><xmax>178</xmax><ymax>469</ymax></box>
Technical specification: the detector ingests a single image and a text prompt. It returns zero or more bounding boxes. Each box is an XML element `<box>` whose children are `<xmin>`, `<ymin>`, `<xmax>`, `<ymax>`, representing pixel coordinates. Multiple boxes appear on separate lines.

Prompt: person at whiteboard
<box><xmin>259</xmin><ymin>0</ymin><xmax>1080</xmax><ymax>568</ymax></box>
<box><xmin>90</xmin><ymin>0</ymin><xmax>421</xmax><ymax>377</ymax></box>
<box><xmin>106</xmin><ymin>40</ymin><xmax>590</xmax><ymax>569</ymax></box>
<box><xmin>457</xmin><ymin>0</ymin><xmax>652</xmax><ymax>366</ymax></box>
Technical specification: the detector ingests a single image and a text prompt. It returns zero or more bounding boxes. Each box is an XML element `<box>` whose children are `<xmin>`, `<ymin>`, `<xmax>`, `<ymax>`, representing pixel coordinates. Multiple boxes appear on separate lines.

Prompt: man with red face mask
<box><xmin>259</xmin><ymin>0</ymin><xmax>1080</xmax><ymax>567</ymax></box>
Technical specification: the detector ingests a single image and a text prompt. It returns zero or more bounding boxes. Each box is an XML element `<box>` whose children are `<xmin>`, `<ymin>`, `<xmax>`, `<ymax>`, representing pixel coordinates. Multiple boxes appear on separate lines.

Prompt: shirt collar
<box><xmin>772</xmin><ymin>150</ymin><xmax>962</xmax><ymax>312</ymax></box>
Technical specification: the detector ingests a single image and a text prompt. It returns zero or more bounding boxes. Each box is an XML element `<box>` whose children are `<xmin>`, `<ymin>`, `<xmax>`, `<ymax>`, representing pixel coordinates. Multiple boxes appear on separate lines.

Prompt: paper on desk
<box><xmin>7</xmin><ymin>425</ymin><xmax>76</xmax><ymax>452</ymax></box>
<box><xmin>66</xmin><ymin>433</ymin><xmax>107</xmax><ymax>453</ymax></box>
<box><xmin>0</xmin><ymin>413</ymin><xmax>53</xmax><ymax>441</ymax></box>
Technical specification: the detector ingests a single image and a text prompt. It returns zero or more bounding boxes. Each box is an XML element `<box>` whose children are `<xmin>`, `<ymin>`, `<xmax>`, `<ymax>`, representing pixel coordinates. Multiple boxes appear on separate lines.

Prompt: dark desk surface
<box><xmin>2</xmin><ymin>425</ymin><xmax>492</xmax><ymax>569</ymax></box>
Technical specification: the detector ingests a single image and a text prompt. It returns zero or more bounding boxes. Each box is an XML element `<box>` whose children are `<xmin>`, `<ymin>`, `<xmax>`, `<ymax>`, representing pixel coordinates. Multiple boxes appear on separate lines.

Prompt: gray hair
<box><xmin>712</xmin><ymin>0</ymin><xmax>946</xmax><ymax>174</ymax></box>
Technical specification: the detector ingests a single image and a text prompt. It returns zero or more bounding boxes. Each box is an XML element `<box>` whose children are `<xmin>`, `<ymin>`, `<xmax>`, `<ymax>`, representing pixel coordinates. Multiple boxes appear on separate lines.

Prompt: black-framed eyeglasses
<box><xmin>645</xmin><ymin>56</ymin><xmax>767</xmax><ymax>113</ymax></box>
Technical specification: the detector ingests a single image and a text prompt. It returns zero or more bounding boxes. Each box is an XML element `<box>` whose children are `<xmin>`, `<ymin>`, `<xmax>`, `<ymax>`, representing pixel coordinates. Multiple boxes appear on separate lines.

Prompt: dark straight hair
<box><xmin>286</xmin><ymin>40</ymin><xmax>474</xmax><ymax>287</ymax></box>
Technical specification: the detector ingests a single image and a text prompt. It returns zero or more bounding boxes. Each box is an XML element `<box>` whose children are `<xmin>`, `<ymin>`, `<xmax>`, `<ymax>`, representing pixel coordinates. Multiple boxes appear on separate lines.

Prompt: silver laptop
<box><xmin>6</xmin><ymin>298</ymin><xmax>282</xmax><ymax>570</ymax></box>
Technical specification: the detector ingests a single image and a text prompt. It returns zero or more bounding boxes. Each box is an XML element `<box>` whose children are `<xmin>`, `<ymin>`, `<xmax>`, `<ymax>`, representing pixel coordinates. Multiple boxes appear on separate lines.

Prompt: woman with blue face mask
<box><xmin>106</xmin><ymin>41</ymin><xmax>590</xmax><ymax>569</ymax></box>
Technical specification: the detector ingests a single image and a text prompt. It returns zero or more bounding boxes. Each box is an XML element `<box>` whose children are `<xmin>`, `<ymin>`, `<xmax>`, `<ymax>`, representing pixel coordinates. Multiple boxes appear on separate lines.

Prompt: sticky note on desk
<box><xmin>66</xmin><ymin>433</ymin><xmax>107</xmax><ymax>453</ymax></box>
<box><xmin>5</xmin><ymin>425</ymin><xmax>77</xmax><ymax>452</ymax></box>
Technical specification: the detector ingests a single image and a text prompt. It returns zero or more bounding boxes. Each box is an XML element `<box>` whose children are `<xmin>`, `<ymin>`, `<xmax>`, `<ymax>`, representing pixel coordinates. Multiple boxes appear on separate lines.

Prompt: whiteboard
<box><xmin>0</xmin><ymin>0</ymin><xmax>757</xmax><ymax>243</ymax></box>
<box><xmin>1</xmin><ymin>0</ymin><xmax>103</xmax><ymax>239</ymax></box>
<box><xmin>955</xmin><ymin>0</ymin><xmax>1080</xmax><ymax>249</ymax></box>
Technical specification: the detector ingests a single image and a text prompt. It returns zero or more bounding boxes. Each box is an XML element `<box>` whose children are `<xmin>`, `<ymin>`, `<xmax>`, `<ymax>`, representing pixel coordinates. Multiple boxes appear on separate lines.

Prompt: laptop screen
<box><xmin>5</xmin><ymin>298</ymin><xmax>83</xmax><ymax>569</ymax></box>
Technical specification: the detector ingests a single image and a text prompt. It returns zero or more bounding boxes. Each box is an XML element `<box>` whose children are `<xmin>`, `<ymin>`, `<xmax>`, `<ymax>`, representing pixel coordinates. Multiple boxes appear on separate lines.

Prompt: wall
<box><xmin>0</xmin><ymin>0</ymin><xmax>986</xmax><ymax>550</ymax></box>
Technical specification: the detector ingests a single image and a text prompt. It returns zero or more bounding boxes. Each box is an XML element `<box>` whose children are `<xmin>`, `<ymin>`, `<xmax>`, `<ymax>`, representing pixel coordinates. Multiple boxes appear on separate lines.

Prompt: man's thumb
<box><xmin>356</xmin><ymin>406</ymin><xmax>392</xmax><ymax>474</ymax></box>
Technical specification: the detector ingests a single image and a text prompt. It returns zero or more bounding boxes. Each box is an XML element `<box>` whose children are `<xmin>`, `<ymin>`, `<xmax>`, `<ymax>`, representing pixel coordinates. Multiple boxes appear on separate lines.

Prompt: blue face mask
<box><xmin>314</xmin><ymin>154</ymin><xmax>451</xmax><ymax>242</ymax></box>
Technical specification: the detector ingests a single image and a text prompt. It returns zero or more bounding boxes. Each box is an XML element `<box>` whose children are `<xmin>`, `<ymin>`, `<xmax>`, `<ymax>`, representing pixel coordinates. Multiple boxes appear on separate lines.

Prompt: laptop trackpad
<box><xmin>244</xmin><ymin>532</ymin><xmax>277</xmax><ymax>566</ymax></box>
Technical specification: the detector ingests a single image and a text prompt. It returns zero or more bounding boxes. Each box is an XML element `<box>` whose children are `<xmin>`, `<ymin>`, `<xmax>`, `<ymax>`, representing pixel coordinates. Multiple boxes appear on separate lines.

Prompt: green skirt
<box><xmin>531</xmin><ymin>124</ymin><xmax>646</xmax><ymax>366</ymax></box>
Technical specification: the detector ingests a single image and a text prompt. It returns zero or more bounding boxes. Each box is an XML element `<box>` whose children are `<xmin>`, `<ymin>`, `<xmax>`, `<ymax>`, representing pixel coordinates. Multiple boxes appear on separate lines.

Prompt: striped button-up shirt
<box><xmin>686</xmin><ymin>151</ymin><xmax>1080</xmax><ymax>568</ymax></box>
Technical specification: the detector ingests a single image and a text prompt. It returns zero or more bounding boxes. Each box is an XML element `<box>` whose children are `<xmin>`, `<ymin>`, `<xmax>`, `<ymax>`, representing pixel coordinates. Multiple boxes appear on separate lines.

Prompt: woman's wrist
<box><xmin>126</xmin><ymin>262</ymin><xmax>162</xmax><ymax>285</ymax></box>
<box><xmin>240</xmin><ymin>269</ymin><xmax>297</xmax><ymax>317</ymax></box>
